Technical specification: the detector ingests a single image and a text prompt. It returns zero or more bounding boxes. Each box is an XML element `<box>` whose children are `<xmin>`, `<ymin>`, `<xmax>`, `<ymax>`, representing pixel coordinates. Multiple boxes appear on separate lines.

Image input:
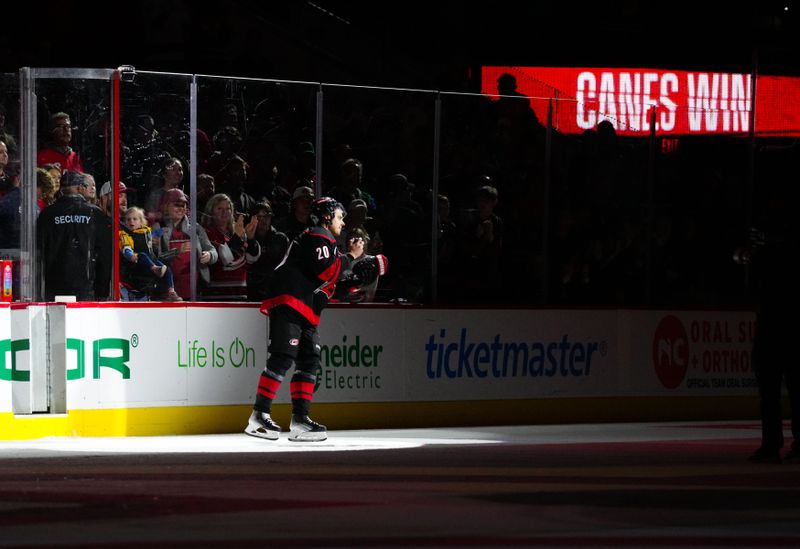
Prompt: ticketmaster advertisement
<box><xmin>405</xmin><ymin>309</ymin><xmax>616</xmax><ymax>400</ymax></box>
<box><xmin>1</xmin><ymin>305</ymin><xmax>757</xmax><ymax>414</ymax></box>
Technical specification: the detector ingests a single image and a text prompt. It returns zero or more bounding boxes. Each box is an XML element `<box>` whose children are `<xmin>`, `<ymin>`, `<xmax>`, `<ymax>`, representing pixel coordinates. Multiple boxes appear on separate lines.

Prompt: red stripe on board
<box><xmin>112</xmin><ymin>73</ymin><xmax>121</xmax><ymax>301</ymax></box>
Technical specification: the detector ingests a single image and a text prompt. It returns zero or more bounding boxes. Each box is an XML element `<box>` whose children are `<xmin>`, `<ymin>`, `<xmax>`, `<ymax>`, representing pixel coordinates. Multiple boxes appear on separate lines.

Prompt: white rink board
<box><xmin>0</xmin><ymin>304</ymin><xmax>10</xmax><ymax>413</ymax></box>
<box><xmin>0</xmin><ymin>304</ymin><xmax>758</xmax><ymax>412</ymax></box>
<box><xmin>626</xmin><ymin>310</ymin><xmax>757</xmax><ymax>395</ymax></box>
<box><xmin>183</xmin><ymin>306</ymin><xmax>266</xmax><ymax>405</ymax></box>
<box><xmin>64</xmin><ymin>306</ymin><xmax>190</xmax><ymax>408</ymax></box>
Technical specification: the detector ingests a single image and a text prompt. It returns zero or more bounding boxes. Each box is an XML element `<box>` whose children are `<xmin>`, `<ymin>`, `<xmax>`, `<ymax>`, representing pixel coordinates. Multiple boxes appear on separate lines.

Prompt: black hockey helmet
<box><xmin>311</xmin><ymin>196</ymin><xmax>344</xmax><ymax>225</ymax></box>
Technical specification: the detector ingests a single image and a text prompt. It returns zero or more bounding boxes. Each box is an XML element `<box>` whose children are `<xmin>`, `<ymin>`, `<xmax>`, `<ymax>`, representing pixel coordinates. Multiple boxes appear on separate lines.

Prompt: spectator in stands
<box><xmin>495</xmin><ymin>73</ymin><xmax>542</xmax><ymax>128</ymax></box>
<box><xmin>119</xmin><ymin>206</ymin><xmax>182</xmax><ymax>301</ymax></box>
<box><xmin>97</xmin><ymin>180</ymin><xmax>131</xmax><ymax>220</ymax></box>
<box><xmin>0</xmin><ymin>166</ymin><xmax>40</xmax><ymax>298</ymax></box>
<box><xmin>379</xmin><ymin>173</ymin><xmax>425</xmax><ymax>301</ymax></box>
<box><xmin>247</xmin><ymin>201</ymin><xmax>289</xmax><ymax>302</ymax></box>
<box><xmin>218</xmin><ymin>155</ymin><xmax>257</xmax><ymax>217</ymax></box>
<box><xmin>36</xmin><ymin>168</ymin><xmax>57</xmax><ymax>209</ymax></box>
<box><xmin>0</xmin><ymin>167</ymin><xmax>45</xmax><ymax>249</ymax></box>
<box><xmin>344</xmin><ymin>198</ymin><xmax>381</xmax><ymax>254</ymax></box>
<box><xmin>205</xmin><ymin>126</ymin><xmax>246</xmax><ymax>193</ymax></box>
<box><xmin>201</xmin><ymin>193</ymin><xmax>260</xmax><ymax>300</ymax></box>
<box><xmin>79</xmin><ymin>173</ymin><xmax>98</xmax><ymax>205</ymax></box>
<box><xmin>295</xmin><ymin>141</ymin><xmax>317</xmax><ymax>186</ymax></box>
<box><xmin>280</xmin><ymin>141</ymin><xmax>317</xmax><ymax>195</ymax></box>
<box><xmin>217</xmin><ymin>103</ymin><xmax>241</xmax><ymax>136</ymax></box>
<box><xmin>145</xmin><ymin>157</ymin><xmax>184</xmax><ymax>224</ymax></box>
<box><xmin>275</xmin><ymin>185</ymin><xmax>314</xmax><ymax>241</ymax></box>
<box><xmin>196</xmin><ymin>173</ymin><xmax>216</xmax><ymax>219</ymax></box>
<box><xmin>462</xmin><ymin>185</ymin><xmax>503</xmax><ymax>302</ymax></box>
<box><xmin>328</xmin><ymin>158</ymin><xmax>376</xmax><ymax>212</ymax></box>
<box><xmin>94</xmin><ymin>181</ymin><xmax>133</xmax><ymax>300</ymax></box>
<box><xmin>42</xmin><ymin>163</ymin><xmax>62</xmax><ymax>198</ymax></box>
<box><xmin>263</xmin><ymin>168</ymin><xmax>293</xmax><ymax>221</ymax></box>
<box><xmin>37</xmin><ymin>112</ymin><xmax>84</xmax><ymax>173</ymax></box>
<box><xmin>0</xmin><ymin>139</ymin><xmax>18</xmax><ymax>198</ymax></box>
<box><xmin>153</xmin><ymin>188</ymin><xmax>217</xmax><ymax>300</ymax></box>
<box><xmin>436</xmin><ymin>193</ymin><xmax>460</xmax><ymax>302</ymax></box>
<box><xmin>36</xmin><ymin>170</ymin><xmax>104</xmax><ymax>301</ymax></box>
<box><xmin>0</xmin><ymin>104</ymin><xmax>16</xmax><ymax>156</ymax></box>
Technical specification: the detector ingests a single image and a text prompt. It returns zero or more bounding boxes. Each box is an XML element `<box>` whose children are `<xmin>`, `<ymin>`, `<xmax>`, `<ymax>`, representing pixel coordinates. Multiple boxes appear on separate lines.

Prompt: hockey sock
<box><xmin>254</xmin><ymin>368</ymin><xmax>284</xmax><ymax>413</ymax></box>
<box><xmin>290</xmin><ymin>370</ymin><xmax>316</xmax><ymax>417</ymax></box>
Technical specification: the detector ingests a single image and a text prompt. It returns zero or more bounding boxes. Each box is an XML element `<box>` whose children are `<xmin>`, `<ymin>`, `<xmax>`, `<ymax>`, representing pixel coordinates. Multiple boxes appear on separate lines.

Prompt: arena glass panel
<box><xmin>31</xmin><ymin>72</ymin><xmax>117</xmax><ymax>302</ymax></box>
<box><xmin>0</xmin><ymin>73</ymin><xmax>20</xmax><ymax>302</ymax></box>
<box><xmin>650</xmin><ymin>107</ymin><xmax>752</xmax><ymax>308</ymax></box>
<box><xmin>119</xmin><ymin>72</ymin><xmax>192</xmax><ymax>301</ymax></box>
<box><xmin>321</xmin><ymin>85</ymin><xmax>437</xmax><ymax>304</ymax></box>
<box><xmin>437</xmin><ymin>91</ymin><xmax>548</xmax><ymax>306</ymax></box>
<box><xmin>195</xmin><ymin>76</ymin><xmax>318</xmax><ymax>302</ymax></box>
<box><xmin>552</xmin><ymin>97</ymin><xmax>753</xmax><ymax>308</ymax></box>
<box><xmin>549</xmin><ymin>94</ymin><xmax>653</xmax><ymax>307</ymax></box>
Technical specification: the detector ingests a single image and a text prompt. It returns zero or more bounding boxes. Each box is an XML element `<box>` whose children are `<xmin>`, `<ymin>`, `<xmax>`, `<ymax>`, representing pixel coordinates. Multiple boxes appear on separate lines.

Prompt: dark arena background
<box><xmin>1</xmin><ymin>2</ymin><xmax>800</xmax><ymax>548</ymax></box>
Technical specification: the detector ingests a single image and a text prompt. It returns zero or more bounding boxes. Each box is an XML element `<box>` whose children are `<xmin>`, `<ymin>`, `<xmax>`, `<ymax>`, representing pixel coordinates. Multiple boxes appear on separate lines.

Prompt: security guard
<box><xmin>36</xmin><ymin>170</ymin><xmax>105</xmax><ymax>301</ymax></box>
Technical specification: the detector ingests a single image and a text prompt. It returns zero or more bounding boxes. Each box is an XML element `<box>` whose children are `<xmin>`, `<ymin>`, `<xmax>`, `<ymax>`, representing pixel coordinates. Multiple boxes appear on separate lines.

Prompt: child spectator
<box><xmin>119</xmin><ymin>206</ymin><xmax>182</xmax><ymax>301</ymax></box>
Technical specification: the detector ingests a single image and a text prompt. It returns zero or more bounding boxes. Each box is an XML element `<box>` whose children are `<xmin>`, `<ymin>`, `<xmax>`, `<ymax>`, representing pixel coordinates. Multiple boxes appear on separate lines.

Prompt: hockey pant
<box><xmin>254</xmin><ymin>306</ymin><xmax>320</xmax><ymax>417</ymax></box>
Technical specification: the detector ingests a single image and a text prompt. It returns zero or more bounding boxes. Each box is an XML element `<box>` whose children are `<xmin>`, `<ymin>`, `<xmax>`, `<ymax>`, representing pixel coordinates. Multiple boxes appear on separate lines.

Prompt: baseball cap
<box><xmin>99</xmin><ymin>181</ymin><xmax>133</xmax><ymax>197</ymax></box>
<box><xmin>292</xmin><ymin>186</ymin><xmax>315</xmax><ymax>201</ymax></box>
<box><xmin>162</xmin><ymin>188</ymin><xmax>189</xmax><ymax>205</ymax></box>
<box><xmin>60</xmin><ymin>171</ymin><xmax>86</xmax><ymax>187</ymax></box>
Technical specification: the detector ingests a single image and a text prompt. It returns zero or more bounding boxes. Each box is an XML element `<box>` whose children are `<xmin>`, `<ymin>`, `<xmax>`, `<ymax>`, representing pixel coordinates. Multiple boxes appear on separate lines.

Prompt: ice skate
<box><xmin>244</xmin><ymin>410</ymin><xmax>281</xmax><ymax>440</ymax></box>
<box><xmin>289</xmin><ymin>414</ymin><xmax>327</xmax><ymax>442</ymax></box>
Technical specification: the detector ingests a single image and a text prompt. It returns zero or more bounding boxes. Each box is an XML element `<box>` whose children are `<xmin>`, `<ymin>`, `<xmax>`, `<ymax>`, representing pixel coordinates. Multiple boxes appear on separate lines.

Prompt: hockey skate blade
<box><xmin>288</xmin><ymin>429</ymin><xmax>328</xmax><ymax>442</ymax></box>
<box><xmin>244</xmin><ymin>423</ymin><xmax>280</xmax><ymax>441</ymax></box>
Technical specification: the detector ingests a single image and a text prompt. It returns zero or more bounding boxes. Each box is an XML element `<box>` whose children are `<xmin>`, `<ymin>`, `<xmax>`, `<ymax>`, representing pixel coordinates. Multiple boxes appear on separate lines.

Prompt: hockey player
<box><xmin>245</xmin><ymin>197</ymin><xmax>387</xmax><ymax>441</ymax></box>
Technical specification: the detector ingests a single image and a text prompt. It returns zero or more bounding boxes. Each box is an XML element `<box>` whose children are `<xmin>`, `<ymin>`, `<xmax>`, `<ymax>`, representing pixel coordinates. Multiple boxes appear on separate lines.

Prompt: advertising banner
<box><xmin>627</xmin><ymin>310</ymin><xmax>757</xmax><ymax>396</ymax></box>
<box><xmin>312</xmin><ymin>309</ymin><xmax>406</xmax><ymax>403</ymax></box>
<box><xmin>405</xmin><ymin>309</ymin><xmax>616</xmax><ymax>400</ymax></box>
<box><xmin>183</xmin><ymin>306</ymin><xmax>265</xmax><ymax>405</ymax></box>
<box><xmin>64</xmin><ymin>306</ymin><xmax>190</xmax><ymax>408</ymax></box>
<box><xmin>1</xmin><ymin>305</ymin><xmax>758</xmax><ymax>414</ymax></box>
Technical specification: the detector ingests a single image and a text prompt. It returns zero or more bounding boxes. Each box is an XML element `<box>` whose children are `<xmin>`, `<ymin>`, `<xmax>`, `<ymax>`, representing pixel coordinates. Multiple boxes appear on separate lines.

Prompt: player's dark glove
<box><xmin>351</xmin><ymin>254</ymin><xmax>388</xmax><ymax>285</ymax></box>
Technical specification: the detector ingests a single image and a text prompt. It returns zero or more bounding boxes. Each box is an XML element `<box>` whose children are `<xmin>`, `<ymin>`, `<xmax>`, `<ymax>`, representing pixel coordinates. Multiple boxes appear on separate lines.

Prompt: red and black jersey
<box><xmin>260</xmin><ymin>226</ymin><xmax>353</xmax><ymax>326</ymax></box>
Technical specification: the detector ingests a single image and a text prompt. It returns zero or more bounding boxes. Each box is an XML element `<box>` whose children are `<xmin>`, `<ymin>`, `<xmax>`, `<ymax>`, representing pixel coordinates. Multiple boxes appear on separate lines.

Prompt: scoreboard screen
<box><xmin>482</xmin><ymin>66</ymin><xmax>800</xmax><ymax>137</ymax></box>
